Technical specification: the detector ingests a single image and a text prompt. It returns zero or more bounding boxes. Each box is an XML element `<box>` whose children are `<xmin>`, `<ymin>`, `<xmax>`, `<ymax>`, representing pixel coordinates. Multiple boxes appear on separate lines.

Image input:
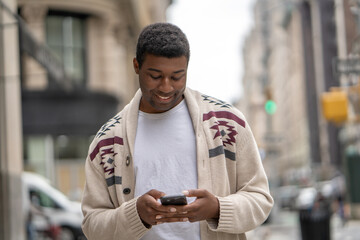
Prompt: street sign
<box><xmin>333</xmin><ymin>58</ymin><xmax>360</xmax><ymax>75</ymax></box>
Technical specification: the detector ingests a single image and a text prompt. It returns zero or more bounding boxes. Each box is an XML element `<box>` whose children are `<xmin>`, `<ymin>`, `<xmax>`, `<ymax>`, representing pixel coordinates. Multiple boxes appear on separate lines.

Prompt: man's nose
<box><xmin>158</xmin><ymin>77</ymin><xmax>173</xmax><ymax>93</ymax></box>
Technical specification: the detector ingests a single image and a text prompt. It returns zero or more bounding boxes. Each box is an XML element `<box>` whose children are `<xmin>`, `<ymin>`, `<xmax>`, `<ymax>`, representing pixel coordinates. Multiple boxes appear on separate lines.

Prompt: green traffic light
<box><xmin>265</xmin><ymin>100</ymin><xmax>277</xmax><ymax>115</ymax></box>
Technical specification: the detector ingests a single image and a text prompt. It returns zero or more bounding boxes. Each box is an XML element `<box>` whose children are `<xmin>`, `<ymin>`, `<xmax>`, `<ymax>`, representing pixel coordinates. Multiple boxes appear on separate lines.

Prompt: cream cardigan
<box><xmin>81</xmin><ymin>88</ymin><xmax>273</xmax><ymax>240</ymax></box>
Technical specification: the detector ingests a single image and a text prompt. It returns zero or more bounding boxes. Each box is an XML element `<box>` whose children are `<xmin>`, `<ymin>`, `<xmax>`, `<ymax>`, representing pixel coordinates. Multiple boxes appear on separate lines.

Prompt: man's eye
<box><xmin>150</xmin><ymin>75</ymin><xmax>161</xmax><ymax>79</ymax></box>
<box><xmin>171</xmin><ymin>74</ymin><xmax>185</xmax><ymax>81</ymax></box>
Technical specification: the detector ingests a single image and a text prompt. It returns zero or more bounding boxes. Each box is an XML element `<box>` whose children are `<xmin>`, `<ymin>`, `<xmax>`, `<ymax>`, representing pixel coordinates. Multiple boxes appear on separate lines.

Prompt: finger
<box><xmin>139</xmin><ymin>193</ymin><xmax>161</xmax><ymax>208</ymax></box>
<box><xmin>155</xmin><ymin>204</ymin><xmax>190</xmax><ymax>214</ymax></box>
<box><xmin>155</xmin><ymin>205</ymin><xmax>178</xmax><ymax>213</ymax></box>
<box><xmin>182</xmin><ymin>189</ymin><xmax>207</xmax><ymax>198</ymax></box>
<box><xmin>155</xmin><ymin>208</ymin><xmax>200</xmax><ymax>223</ymax></box>
<box><xmin>144</xmin><ymin>190</ymin><xmax>166</xmax><ymax>209</ymax></box>
<box><xmin>147</xmin><ymin>189</ymin><xmax>166</xmax><ymax>200</ymax></box>
<box><xmin>167</xmin><ymin>205</ymin><xmax>188</xmax><ymax>213</ymax></box>
<box><xmin>137</xmin><ymin>192</ymin><xmax>170</xmax><ymax>226</ymax></box>
<box><xmin>159</xmin><ymin>208</ymin><xmax>188</xmax><ymax>216</ymax></box>
<box><xmin>156</xmin><ymin>216</ymin><xmax>189</xmax><ymax>223</ymax></box>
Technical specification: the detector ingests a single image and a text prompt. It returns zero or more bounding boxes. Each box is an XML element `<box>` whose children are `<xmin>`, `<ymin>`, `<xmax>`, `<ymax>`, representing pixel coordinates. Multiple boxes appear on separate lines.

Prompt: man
<box><xmin>81</xmin><ymin>22</ymin><xmax>273</xmax><ymax>240</ymax></box>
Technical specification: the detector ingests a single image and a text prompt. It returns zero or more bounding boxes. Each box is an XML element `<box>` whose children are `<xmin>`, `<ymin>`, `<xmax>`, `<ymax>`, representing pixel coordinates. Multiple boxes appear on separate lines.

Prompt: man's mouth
<box><xmin>156</xmin><ymin>94</ymin><xmax>172</xmax><ymax>101</ymax></box>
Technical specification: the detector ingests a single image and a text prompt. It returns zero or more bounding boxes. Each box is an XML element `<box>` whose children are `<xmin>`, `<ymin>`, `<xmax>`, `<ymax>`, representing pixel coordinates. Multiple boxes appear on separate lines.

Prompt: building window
<box><xmin>46</xmin><ymin>12</ymin><xmax>86</xmax><ymax>86</ymax></box>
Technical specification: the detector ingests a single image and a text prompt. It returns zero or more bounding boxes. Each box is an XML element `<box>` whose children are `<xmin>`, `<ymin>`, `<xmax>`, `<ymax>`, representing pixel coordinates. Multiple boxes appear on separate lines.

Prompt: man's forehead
<box><xmin>142</xmin><ymin>54</ymin><xmax>188</xmax><ymax>68</ymax></box>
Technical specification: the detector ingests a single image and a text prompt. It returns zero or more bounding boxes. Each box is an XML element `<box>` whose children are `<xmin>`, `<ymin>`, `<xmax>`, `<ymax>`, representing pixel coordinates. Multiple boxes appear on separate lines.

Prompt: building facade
<box><xmin>238</xmin><ymin>0</ymin><xmax>312</xmax><ymax>187</ymax></box>
<box><xmin>17</xmin><ymin>0</ymin><xmax>171</xmax><ymax>199</ymax></box>
<box><xmin>1</xmin><ymin>1</ymin><xmax>172</xmax><ymax>238</ymax></box>
<box><xmin>238</xmin><ymin>0</ymin><xmax>344</xmax><ymax>187</ymax></box>
<box><xmin>239</xmin><ymin>0</ymin><xmax>360</xmax><ymax>217</ymax></box>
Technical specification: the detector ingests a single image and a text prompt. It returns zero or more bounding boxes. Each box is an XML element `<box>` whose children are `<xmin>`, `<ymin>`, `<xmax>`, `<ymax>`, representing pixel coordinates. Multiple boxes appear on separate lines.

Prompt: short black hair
<box><xmin>136</xmin><ymin>22</ymin><xmax>190</xmax><ymax>69</ymax></box>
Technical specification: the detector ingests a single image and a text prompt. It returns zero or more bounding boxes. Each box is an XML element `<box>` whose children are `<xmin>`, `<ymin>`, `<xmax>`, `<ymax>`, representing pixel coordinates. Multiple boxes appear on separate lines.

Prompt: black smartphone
<box><xmin>160</xmin><ymin>194</ymin><xmax>188</xmax><ymax>205</ymax></box>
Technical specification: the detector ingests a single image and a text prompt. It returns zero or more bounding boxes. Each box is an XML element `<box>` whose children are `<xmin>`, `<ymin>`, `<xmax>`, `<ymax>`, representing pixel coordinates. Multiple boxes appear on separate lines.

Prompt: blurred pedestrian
<box><xmin>81</xmin><ymin>22</ymin><xmax>273</xmax><ymax>240</ymax></box>
<box><xmin>331</xmin><ymin>172</ymin><xmax>348</xmax><ymax>225</ymax></box>
<box><xmin>26</xmin><ymin>191</ymin><xmax>45</xmax><ymax>240</ymax></box>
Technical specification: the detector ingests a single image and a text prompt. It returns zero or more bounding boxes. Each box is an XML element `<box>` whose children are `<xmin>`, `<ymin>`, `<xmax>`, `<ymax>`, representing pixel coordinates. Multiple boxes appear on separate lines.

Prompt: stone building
<box><xmin>238</xmin><ymin>0</ymin><xmax>311</xmax><ymax>187</ymax></box>
<box><xmin>1</xmin><ymin>0</ymin><xmax>172</xmax><ymax>238</ymax></box>
<box><xmin>238</xmin><ymin>0</ymin><xmax>343</xmax><ymax>187</ymax></box>
<box><xmin>7</xmin><ymin>0</ymin><xmax>171</xmax><ymax>199</ymax></box>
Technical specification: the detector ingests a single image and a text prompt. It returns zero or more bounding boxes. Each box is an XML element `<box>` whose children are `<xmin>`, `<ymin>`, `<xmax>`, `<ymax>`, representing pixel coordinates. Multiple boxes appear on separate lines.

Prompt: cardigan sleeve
<box><xmin>207</xmin><ymin>115</ymin><xmax>274</xmax><ymax>234</ymax></box>
<box><xmin>81</xmin><ymin>152</ymin><xmax>149</xmax><ymax>240</ymax></box>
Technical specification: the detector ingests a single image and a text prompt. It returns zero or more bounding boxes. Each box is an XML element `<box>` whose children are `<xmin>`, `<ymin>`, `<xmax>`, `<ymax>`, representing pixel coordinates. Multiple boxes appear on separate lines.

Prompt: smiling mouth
<box><xmin>156</xmin><ymin>94</ymin><xmax>172</xmax><ymax>101</ymax></box>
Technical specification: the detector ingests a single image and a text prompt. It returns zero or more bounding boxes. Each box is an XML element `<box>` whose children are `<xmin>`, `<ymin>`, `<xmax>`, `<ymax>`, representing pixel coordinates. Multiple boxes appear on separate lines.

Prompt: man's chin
<box><xmin>151</xmin><ymin>101</ymin><xmax>178</xmax><ymax>112</ymax></box>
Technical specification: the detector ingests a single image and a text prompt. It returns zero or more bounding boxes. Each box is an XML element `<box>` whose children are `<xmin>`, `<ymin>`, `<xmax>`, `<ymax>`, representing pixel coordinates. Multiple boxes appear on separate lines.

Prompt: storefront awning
<box><xmin>22</xmin><ymin>90</ymin><xmax>119</xmax><ymax>135</ymax></box>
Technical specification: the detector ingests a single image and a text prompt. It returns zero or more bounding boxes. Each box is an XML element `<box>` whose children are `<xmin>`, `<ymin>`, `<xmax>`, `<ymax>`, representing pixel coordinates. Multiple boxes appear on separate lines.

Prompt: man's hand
<box><xmin>154</xmin><ymin>189</ymin><xmax>220</xmax><ymax>223</ymax></box>
<box><xmin>136</xmin><ymin>189</ymin><xmax>166</xmax><ymax>227</ymax></box>
<box><xmin>181</xmin><ymin>189</ymin><xmax>220</xmax><ymax>222</ymax></box>
<box><xmin>137</xmin><ymin>189</ymin><xmax>220</xmax><ymax>226</ymax></box>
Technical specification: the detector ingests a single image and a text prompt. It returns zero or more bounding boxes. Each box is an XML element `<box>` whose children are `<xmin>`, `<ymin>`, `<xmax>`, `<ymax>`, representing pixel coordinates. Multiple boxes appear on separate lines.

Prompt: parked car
<box><xmin>276</xmin><ymin>185</ymin><xmax>300</xmax><ymax>210</ymax></box>
<box><xmin>23</xmin><ymin>171</ymin><xmax>86</xmax><ymax>240</ymax></box>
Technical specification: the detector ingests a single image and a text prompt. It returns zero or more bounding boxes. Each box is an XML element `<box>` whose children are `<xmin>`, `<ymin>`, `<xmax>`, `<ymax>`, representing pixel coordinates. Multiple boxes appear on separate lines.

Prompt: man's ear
<box><xmin>133</xmin><ymin>58</ymin><xmax>140</xmax><ymax>74</ymax></box>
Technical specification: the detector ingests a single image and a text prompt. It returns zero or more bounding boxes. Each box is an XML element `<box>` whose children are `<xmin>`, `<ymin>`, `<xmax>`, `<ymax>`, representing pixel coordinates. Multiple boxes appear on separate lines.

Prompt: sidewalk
<box><xmin>247</xmin><ymin>210</ymin><xmax>300</xmax><ymax>240</ymax></box>
<box><xmin>247</xmin><ymin>210</ymin><xmax>360</xmax><ymax>240</ymax></box>
<box><xmin>333</xmin><ymin>216</ymin><xmax>360</xmax><ymax>240</ymax></box>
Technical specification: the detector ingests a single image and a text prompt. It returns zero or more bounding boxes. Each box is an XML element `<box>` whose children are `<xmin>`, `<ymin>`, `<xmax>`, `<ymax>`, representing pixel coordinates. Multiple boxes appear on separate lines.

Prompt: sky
<box><xmin>167</xmin><ymin>0</ymin><xmax>256</xmax><ymax>103</ymax></box>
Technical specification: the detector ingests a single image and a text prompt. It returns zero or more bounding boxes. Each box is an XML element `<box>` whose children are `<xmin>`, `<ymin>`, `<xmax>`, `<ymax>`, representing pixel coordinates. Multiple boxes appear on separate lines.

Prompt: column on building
<box><xmin>20</xmin><ymin>3</ymin><xmax>48</xmax><ymax>89</ymax></box>
<box><xmin>100</xmin><ymin>17</ymin><xmax>128</xmax><ymax>98</ymax></box>
<box><xmin>0</xmin><ymin>0</ymin><xmax>25</xmax><ymax>239</ymax></box>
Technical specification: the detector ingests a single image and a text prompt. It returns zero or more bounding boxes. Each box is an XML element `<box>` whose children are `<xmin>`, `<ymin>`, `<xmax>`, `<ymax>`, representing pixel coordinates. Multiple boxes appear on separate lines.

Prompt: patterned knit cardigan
<box><xmin>81</xmin><ymin>87</ymin><xmax>273</xmax><ymax>240</ymax></box>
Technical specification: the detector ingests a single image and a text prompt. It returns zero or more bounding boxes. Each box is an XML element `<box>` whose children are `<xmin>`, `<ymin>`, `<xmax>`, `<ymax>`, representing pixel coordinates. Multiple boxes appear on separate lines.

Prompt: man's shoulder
<box><xmin>89</xmin><ymin>91</ymin><xmax>138</xmax><ymax>147</ymax></box>
<box><xmin>186</xmin><ymin>88</ymin><xmax>246</xmax><ymax>129</ymax></box>
<box><xmin>187</xmin><ymin>88</ymin><xmax>239</xmax><ymax>112</ymax></box>
<box><xmin>87</xmin><ymin>111</ymin><xmax>125</xmax><ymax>164</ymax></box>
<box><xmin>94</xmin><ymin>112</ymin><xmax>123</xmax><ymax>139</ymax></box>
<box><xmin>199</xmin><ymin>93</ymin><xmax>233</xmax><ymax>110</ymax></box>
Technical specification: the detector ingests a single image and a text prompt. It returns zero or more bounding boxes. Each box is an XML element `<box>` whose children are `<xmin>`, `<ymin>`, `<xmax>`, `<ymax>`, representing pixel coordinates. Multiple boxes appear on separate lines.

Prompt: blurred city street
<box><xmin>248</xmin><ymin>207</ymin><xmax>360</xmax><ymax>240</ymax></box>
<box><xmin>2</xmin><ymin>0</ymin><xmax>360</xmax><ymax>239</ymax></box>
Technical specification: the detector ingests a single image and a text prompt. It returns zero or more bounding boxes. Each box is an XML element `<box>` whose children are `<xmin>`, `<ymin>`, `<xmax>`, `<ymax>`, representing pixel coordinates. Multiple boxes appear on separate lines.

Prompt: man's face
<box><xmin>133</xmin><ymin>54</ymin><xmax>188</xmax><ymax>113</ymax></box>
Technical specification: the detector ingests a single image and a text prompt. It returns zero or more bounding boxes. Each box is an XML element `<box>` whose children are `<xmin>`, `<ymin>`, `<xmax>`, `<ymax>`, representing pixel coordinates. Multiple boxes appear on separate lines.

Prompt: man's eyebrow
<box><xmin>147</xmin><ymin>68</ymin><xmax>161</xmax><ymax>72</ymax></box>
<box><xmin>147</xmin><ymin>68</ymin><xmax>186</xmax><ymax>74</ymax></box>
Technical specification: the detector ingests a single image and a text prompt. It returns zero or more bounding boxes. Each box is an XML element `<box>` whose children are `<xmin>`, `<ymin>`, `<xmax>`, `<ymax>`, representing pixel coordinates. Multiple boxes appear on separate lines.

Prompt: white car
<box><xmin>23</xmin><ymin>171</ymin><xmax>86</xmax><ymax>240</ymax></box>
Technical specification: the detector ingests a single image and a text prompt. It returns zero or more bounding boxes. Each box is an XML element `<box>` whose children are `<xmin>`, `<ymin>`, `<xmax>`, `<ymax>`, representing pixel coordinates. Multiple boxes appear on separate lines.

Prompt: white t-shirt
<box><xmin>134</xmin><ymin>100</ymin><xmax>200</xmax><ymax>240</ymax></box>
